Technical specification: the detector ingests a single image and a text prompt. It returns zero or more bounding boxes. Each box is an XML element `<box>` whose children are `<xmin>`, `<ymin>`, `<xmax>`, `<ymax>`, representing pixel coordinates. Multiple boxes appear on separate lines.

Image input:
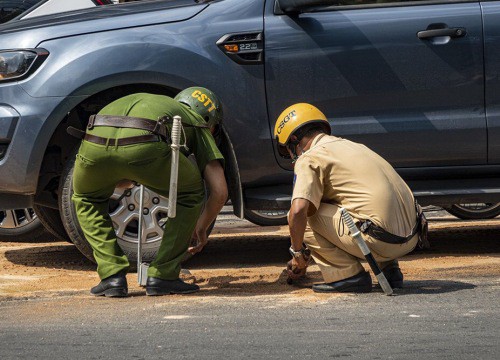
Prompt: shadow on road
<box><xmin>0</xmin><ymin>233</ymin><xmax>64</xmax><ymax>244</ymax></box>
<box><xmin>3</xmin><ymin>224</ymin><xmax>499</xmax><ymax>271</ymax></box>
<box><xmin>4</xmin><ymin>244</ymin><xmax>94</xmax><ymax>271</ymax></box>
<box><xmin>395</xmin><ymin>280</ymin><xmax>477</xmax><ymax>294</ymax></box>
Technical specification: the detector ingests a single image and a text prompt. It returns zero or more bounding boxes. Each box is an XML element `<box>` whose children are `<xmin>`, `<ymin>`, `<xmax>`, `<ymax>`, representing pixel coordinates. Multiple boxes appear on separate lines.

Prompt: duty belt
<box><xmin>67</xmin><ymin>114</ymin><xmax>209</xmax><ymax>146</ymax></box>
<box><xmin>83</xmin><ymin>133</ymin><xmax>161</xmax><ymax>146</ymax></box>
<box><xmin>67</xmin><ymin>115</ymin><xmax>172</xmax><ymax>146</ymax></box>
<box><xmin>357</xmin><ymin>201</ymin><xmax>428</xmax><ymax>246</ymax></box>
<box><xmin>87</xmin><ymin>115</ymin><xmax>170</xmax><ymax>139</ymax></box>
<box><xmin>358</xmin><ymin>219</ymin><xmax>419</xmax><ymax>244</ymax></box>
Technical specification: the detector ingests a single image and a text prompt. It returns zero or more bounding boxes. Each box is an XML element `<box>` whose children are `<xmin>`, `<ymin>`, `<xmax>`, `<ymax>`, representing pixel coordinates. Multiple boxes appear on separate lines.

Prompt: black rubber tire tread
<box><xmin>58</xmin><ymin>150</ymin><xmax>207</xmax><ymax>264</ymax></box>
<box><xmin>59</xmin><ymin>151</ymin><xmax>96</xmax><ymax>263</ymax></box>
<box><xmin>243</xmin><ymin>209</ymin><xmax>288</xmax><ymax>226</ymax></box>
<box><xmin>446</xmin><ymin>203</ymin><xmax>500</xmax><ymax>220</ymax></box>
<box><xmin>0</xmin><ymin>215</ymin><xmax>48</xmax><ymax>242</ymax></box>
<box><xmin>32</xmin><ymin>205</ymin><xmax>71</xmax><ymax>243</ymax></box>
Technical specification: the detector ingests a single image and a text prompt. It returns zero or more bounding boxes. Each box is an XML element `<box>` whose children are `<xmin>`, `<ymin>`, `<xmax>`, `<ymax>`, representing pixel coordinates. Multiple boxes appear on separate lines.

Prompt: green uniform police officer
<box><xmin>72</xmin><ymin>87</ymin><xmax>228</xmax><ymax>297</ymax></box>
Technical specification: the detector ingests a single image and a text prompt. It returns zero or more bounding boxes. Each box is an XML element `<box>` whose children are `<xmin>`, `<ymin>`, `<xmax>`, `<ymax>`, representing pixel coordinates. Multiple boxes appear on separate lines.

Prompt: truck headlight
<box><xmin>0</xmin><ymin>49</ymin><xmax>49</xmax><ymax>82</ymax></box>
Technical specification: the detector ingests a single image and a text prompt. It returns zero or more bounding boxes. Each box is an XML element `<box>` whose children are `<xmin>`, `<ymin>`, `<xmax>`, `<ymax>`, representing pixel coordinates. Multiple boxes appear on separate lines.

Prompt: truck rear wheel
<box><xmin>244</xmin><ymin>209</ymin><xmax>288</xmax><ymax>226</ymax></box>
<box><xmin>445</xmin><ymin>203</ymin><xmax>500</xmax><ymax>220</ymax></box>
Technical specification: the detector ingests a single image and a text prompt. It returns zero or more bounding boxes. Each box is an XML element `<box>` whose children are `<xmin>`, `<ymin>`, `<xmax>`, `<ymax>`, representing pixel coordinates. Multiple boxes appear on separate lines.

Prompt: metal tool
<box><xmin>168</xmin><ymin>115</ymin><xmax>182</xmax><ymax>218</ymax></box>
<box><xmin>137</xmin><ymin>184</ymin><xmax>149</xmax><ymax>286</ymax></box>
<box><xmin>339</xmin><ymin>207</ymin><xmax>393</xmax><ymax>296</ymax></box>
<box><xmin>137</xmin><ymin>116</ymin><xmax>182</xmax><ymax>286</ymax></box>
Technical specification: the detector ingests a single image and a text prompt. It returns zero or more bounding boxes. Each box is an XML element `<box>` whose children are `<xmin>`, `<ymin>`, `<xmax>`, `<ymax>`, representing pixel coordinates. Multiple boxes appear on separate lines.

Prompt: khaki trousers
<box><xmin>304</xmin><ymin>203</ymin><xmax>418</xmax><ymax>283</ymax></box>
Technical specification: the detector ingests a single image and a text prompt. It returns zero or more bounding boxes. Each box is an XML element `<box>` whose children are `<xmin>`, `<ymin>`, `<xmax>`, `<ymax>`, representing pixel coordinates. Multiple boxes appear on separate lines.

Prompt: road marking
<box><xmin>409</xmin><ymin>314</ymin><xmax>420</xmax><ymax>318</ymax></box>
<box><xmin>0</xmin><ymin>275</ymin><xmax>44</xmax><ymax>281</ymax></box>
<box><xmin>163</xmin><ymin>315</ymin><xmax>191</xmax><ymax>319</ymax></box>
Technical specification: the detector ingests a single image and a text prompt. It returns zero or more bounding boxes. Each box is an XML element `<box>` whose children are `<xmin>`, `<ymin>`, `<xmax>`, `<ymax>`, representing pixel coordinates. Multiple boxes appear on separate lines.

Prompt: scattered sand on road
<box><xmin>0</xmin><ymin>218</ymin><xmax>499</xmax><ymax>301</ymax></box>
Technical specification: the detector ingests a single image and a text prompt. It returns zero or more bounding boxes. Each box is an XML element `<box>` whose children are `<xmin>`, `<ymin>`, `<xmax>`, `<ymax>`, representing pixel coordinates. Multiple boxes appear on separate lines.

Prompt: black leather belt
<box><xmin>67</xmin><ymin>114</ymin><xmax>210</xmax><ymax>143</ymax></box>
<box><xmin>359</xmin><ymin>220</ymin><xmax>419</xmax><ymax>244</ymax></box>
<box><xmin>358</xmin><ymin>201</ymin><xmax>425</xmax><ymax>245</ymax></box>
<box><xmin>83</xmin><ymin>133</ymin><xmax>161</xmax><ymax>146</ymax></box>
<box><xmin>87</xmin><ymin>115</ymin><xmax>170</xmax><ymax>140</ymax></box>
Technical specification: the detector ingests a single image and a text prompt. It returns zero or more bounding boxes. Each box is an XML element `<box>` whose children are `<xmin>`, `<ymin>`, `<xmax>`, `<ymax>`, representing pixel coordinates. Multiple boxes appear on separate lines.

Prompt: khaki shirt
<box><xmin>292</xmin><ymin>134</ymin><xmax>416</xmax><ymax>237</ymax></box>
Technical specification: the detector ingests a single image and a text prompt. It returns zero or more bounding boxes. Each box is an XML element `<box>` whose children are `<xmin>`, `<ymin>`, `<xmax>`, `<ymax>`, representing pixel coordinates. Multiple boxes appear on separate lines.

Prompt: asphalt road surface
<box><xmin>0</xmin><ymin>210</ymin><xmax>499</xmax><ymax>360</ymax></box>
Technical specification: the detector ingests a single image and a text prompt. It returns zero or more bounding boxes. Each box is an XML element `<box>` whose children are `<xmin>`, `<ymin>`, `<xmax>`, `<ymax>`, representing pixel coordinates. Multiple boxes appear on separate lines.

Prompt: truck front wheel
<box><xmin>59</xmin><ymin>152</ymin><xmax>167</xmax><ymax>264</ymax></box>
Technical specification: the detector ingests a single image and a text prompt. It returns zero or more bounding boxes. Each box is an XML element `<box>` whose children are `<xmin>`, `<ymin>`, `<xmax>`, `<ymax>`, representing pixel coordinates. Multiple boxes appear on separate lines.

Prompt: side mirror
<box><xmin>275</xmin><ymin>0</ymin><xmax>335</xmax><ymax>14</ymax></box>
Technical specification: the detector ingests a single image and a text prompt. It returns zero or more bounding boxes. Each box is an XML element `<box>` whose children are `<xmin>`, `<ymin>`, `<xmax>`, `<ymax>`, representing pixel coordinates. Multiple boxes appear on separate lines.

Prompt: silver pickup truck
<box><xmin>1</xmin><ymin>0</ymin><xmax>499</xmax><ymax>260</ymax></box>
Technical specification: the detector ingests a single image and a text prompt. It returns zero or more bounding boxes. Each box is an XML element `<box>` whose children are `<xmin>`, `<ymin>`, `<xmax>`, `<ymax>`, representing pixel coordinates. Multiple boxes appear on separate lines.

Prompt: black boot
<box><xmin>312</xmin><ymin>271</ymin><xmax>372</xmax><ymax>293</ymax></box>
<box><xmin>90</xmin><ymin>273</ymin><xmax>128</xmax><ymax>297</ymax></box>
<box><xmin>146</xmin><ymin>277</ymin><xmax>200</xmax><ymax>296</ymax></box>
<box><xmin>382</xmin><ymin>261</ymin><xmax>404</xmax><ymax>289</ymax></box>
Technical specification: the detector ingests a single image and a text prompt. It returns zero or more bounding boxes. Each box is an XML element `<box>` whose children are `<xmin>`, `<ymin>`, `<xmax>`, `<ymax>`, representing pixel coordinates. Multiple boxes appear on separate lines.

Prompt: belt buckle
<box><xmin>87</xmin><ymin>115</ymin><xmax>96</xmax><ymax>130</ymax></box>
<box><xmin>359</xmin><ymin>221</ymin><xmax>371</xmax><ymax>233</ymax></box>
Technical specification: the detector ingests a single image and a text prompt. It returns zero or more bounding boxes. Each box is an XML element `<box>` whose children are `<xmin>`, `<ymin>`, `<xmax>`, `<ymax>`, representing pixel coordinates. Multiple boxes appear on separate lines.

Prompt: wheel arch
<box><xmin>34</xmin><ymin>82</ymin><xmax>179</xmax><ymax>209</ymax></box>
<box><xmin>34</xmin><ymin>82</ymin><xmax>245</xmax><ymax>220</ymax></box>
<box><xmin>219</xmin><ymin>125</ymin><xmax>244</xmax><ymax>219</ymax></box>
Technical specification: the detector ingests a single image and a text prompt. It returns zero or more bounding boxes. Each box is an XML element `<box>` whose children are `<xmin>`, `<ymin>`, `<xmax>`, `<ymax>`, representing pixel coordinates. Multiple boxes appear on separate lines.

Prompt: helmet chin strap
<box><xmin>287</xmin><ymin>139</ymin><xmax>302</xmax><ymax>163</ymax></box>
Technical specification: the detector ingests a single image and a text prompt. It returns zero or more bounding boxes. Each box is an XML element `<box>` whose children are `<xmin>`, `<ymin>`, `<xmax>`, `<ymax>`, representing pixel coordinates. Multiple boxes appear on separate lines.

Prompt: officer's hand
<box><xmin>287</xmin><ymin>256</ymin><xmax>308</xmax><ymax>280</ymax></box>
<box><xmin>188</xmin><ymin>226</ymin><xmax>208</xmax><ymax>254</ymax></box>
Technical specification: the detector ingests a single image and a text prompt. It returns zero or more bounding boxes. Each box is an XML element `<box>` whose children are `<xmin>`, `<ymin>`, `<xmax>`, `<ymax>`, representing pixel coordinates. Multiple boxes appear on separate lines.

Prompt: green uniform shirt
<box><xmin>90</xmin><ymin>93</ymin><xmax>224</xmax><ymax>173</ymax></box>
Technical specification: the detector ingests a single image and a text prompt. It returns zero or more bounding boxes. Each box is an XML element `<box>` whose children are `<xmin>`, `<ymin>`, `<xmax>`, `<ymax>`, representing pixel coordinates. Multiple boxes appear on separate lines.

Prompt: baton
<box><xmin>168</xmin><ymin>115</ymin><xmax>182</xmax><ymax>218</ymax></box>
<box><xmin>339</xmin><ymin>208</ymin><xmax>393</xmax><ymax>296</ymax></box>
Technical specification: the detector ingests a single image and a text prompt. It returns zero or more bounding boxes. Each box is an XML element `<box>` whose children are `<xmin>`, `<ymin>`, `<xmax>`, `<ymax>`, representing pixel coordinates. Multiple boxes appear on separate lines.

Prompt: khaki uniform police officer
<box><xmin>274</xmin><ymin>104</ymin><xmax>420</xmax><ymax>293</ymax></box>
<box><xmin>72</xmin><ymin>87</ymin><xmax>227</xmax><ymax>297</ymax></box>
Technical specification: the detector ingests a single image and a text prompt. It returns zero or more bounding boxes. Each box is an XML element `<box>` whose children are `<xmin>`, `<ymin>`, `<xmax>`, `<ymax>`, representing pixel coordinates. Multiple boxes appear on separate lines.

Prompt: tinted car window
<box><xmin>0</xmin><ymin>0</ymin><xmax>42</xmax><ymax>23</ymax></box>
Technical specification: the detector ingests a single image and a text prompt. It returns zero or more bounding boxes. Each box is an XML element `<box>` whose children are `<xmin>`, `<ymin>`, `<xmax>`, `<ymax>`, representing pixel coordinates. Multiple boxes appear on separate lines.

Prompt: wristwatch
<box><xmin>289</xmin><ymin>246</ymin><xmax>304</xmax><ymax>259</ymax></box>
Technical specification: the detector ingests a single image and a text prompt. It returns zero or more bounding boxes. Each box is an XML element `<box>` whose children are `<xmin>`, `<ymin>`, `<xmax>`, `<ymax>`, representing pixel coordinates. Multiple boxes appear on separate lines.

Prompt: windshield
<box><xmin>0</xmin><ymin>0</ymin><xmax>43</xmax><ymax>23</ymax></box>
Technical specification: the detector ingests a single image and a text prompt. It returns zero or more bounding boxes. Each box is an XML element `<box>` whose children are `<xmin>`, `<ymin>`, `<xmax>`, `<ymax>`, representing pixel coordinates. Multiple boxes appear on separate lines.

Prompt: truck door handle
<box><xmin>417</xmin><ymin>27</ymin><xmax>466</xmax><ymax>40</ymax></box>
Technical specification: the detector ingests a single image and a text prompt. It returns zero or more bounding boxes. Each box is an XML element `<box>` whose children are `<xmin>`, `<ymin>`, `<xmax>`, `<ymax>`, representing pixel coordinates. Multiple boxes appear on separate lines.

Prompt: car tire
<box><xmin>445</xmin><ymin>203</ymin><xmax>500</xmax><ymax>220</ymax></box>
<box><xmin>243</xmin><ymin>209</ymin><xmax>288</xmax><ymax>226</ymax></box>
<box><xmin>59</xmin><ymin>150</ymin><xmax>211</xmax><ymax>264</ymax></box>
<box><xmin>0</xmin><ymin>208</ymin><xmax>47</xmax><ymax>242</ymax></box>
<box><xmin>32</xmin><ymin>205</ymin><xmax>72</xmax><ymax>242</ymax></box>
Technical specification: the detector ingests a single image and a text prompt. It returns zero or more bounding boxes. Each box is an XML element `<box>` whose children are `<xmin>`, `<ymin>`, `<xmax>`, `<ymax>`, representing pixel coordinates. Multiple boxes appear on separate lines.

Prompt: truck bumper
<box><xmin>0</xmin><ymin>84</ymin><xmax>72</xmax><ymax>206</ymax></box>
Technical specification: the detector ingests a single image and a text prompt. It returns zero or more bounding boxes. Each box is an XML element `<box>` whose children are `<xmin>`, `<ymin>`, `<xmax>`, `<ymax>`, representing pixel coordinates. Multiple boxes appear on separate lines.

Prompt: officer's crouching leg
<box><xmin>305</xmin><ymin>203</ymin><xmax>372</xmax><ymax>293</ymax></box>
<box><xmin>72</xmin><ymin>194</ymin><xmax>130</xmax><ymax>279</ymax></box>
<box><xmin>72</xmin><ymin>193</ymin><xmax>129</xmax><ymax>297</ymax></box>
<box><xmin>145</xmin><ymin>184</ymin><xmax>204</xmax><ymax>295</ymax></box>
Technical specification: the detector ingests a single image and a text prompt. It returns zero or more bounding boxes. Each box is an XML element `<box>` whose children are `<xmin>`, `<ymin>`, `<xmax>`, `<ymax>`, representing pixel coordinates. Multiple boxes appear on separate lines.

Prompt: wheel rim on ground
<box><xmin>0</xmin><ymin>208</ymin><xmax>37</xmax><ymax>229</ymax></box>
<box><xmin>109</xmin><ymin>185</ymin><xmax>168</xmax><ymax>255</ymax></box>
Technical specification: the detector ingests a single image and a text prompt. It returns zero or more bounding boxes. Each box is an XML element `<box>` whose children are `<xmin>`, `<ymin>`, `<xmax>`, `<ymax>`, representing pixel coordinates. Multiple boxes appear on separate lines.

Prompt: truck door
<box><xmin>265</xmin><ymin>0</ymin><xmax>486</xmax><ymax>170</ymax></box>
<box><xmin>483</xmin><ymin>2</ymin><xmax>500</xmax><ymax>164</ymax></box>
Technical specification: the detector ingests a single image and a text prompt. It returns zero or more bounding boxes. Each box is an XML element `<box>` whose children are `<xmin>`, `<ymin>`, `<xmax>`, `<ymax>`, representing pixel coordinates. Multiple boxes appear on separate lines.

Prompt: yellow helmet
<box><xmin>274</xmin><ymin>103</ymin><xmax>330</xmax><ymax>158</ymax></box>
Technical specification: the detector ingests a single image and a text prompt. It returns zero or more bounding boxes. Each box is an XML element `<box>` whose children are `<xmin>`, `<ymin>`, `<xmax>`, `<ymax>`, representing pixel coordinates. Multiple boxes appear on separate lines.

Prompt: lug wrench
<box><xmin>340</xmin><ymin>208</ymin><xmax>393</xmax><ymax>296</ymax></box>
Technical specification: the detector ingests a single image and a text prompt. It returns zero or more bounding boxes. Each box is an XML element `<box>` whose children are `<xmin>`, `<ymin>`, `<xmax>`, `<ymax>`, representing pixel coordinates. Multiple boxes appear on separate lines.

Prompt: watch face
<box><xmin>289</xmin><ymin>247</ymin><xmax>302</xmax><ymax>258</ymax></box>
